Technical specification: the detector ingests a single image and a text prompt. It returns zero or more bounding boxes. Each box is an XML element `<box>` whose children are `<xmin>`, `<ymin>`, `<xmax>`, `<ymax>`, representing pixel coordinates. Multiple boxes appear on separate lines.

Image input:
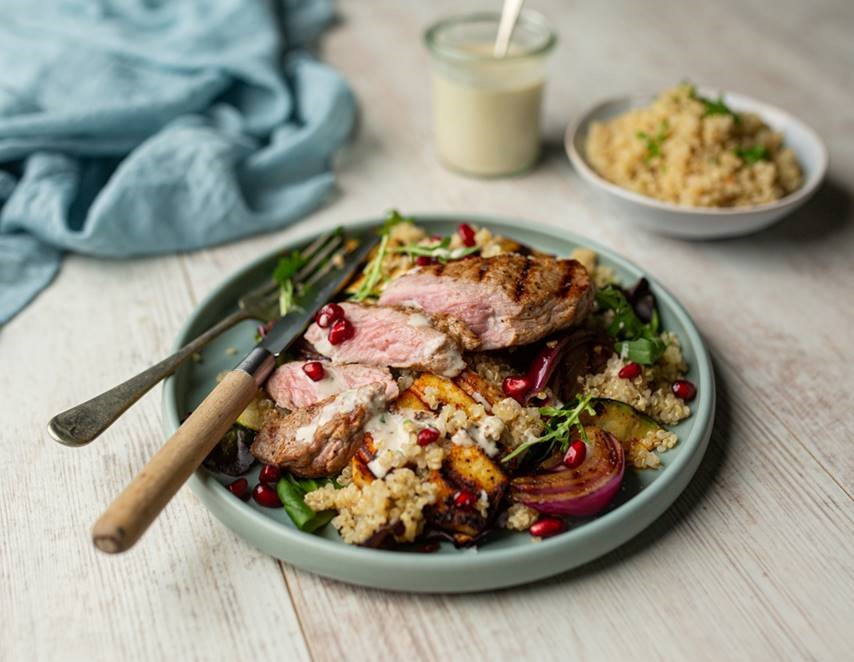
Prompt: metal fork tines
<box><xmin>47</xmin><ymin>228</ymin><xmax>348</xmax><ymax>447</ymax></box>
<box><xmin>239</xmin><ymin>229</ymin><xmax>344</xmax><ymax>320</ymax></box>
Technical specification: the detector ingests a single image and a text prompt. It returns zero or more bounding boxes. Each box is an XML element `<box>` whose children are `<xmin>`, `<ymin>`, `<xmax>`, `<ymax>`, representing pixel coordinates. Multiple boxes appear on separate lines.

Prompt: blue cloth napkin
<box><xmin>0</xmin><ymin>0</ymin><xmax>356</xmax><ymax>324</ymax></box>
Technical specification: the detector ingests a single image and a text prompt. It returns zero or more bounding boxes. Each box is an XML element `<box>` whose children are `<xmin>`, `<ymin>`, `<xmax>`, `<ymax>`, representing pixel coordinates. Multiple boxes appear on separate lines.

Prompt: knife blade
<box><xmin>236</xmin><ymin>231</ymin><xmax>379</xmax><ymax>382</ymax></box>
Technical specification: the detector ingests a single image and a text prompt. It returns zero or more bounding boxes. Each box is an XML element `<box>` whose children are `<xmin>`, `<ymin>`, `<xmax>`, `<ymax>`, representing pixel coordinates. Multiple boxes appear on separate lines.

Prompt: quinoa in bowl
<box><xmin>584</xmin><ymin>83</ymin><xmax>804</xmax><ymax>208</ymax></box>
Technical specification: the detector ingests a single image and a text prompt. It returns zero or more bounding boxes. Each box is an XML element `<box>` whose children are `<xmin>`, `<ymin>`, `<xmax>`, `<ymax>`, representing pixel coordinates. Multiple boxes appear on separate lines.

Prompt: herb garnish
<box><xmin>596</xmin><ymin>285</ymin><xmax>667</xmax><ymax>365</ymax></box>
<box><xmin>502</xmin><ymin>394</ymin><xmax>596</xmax><ymax>463</ymax></box>
<box><xmin>392</xmin><ymin>236</ymin><xmax>480</xmax><ymax>263</ymax></box>
<box><xmin>350</xmin><ymin>210</ymin><xmax>405</xmax><ymax>302</ymax></box>
<box><xmin>687</xmin><ymin>85</ymin><xmax>741</xmax><ymax>123</ymax></box>
<box><xmin>272</xmin><ymin>250</ymin><xmax>306</xmax><ymax>315</ymax></box>
<box><xmin>636</xmin><ymin>120</ymin><xmax>669</xmax><ymax>161</ymax></box>
<box><xmin>734</xmin><ymin>145</ymin><xmax>769</xmax><ymax>164</ymax></box>
<box><xmin>276</xmin><ymin>474</ymin><xmax>338</xmax><ymax>532</ymax></box>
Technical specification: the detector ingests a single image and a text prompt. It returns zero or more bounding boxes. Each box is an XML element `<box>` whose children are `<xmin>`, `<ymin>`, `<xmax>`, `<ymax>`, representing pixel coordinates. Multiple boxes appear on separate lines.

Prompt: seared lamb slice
<box><xmin>378</xmin><ymin>253</ymin><xmax>594</xmax><ymax>349</ymax></box>
<box><xmin>427</xmin><ymin>310</ymin><xmax>481</xmax><ymax>351</ymax></box>
<box><xmin>304</xmin><ymin>302</ymin><xmax>467</xmax><ymax>377</ymax></box>
<box><xmin>266</xmin><ymin>361</ymin><xmax>398</xmax><ymax>410</ymax></box>
<box><xmin>251</xmin><ymin>383</ymin><xmax>387</xmax><ymax>477</ymax></box>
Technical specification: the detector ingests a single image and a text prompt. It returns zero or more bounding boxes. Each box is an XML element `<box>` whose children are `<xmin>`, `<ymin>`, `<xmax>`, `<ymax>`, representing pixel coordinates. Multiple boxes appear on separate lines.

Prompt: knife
<box><xmin>91</xmin><ymin>232</ymin><xmax>378</xmax><ymax>554</ymax></box>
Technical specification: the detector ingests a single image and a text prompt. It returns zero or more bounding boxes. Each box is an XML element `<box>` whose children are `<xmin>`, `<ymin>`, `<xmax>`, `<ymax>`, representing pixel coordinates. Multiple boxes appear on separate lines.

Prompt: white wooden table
<box><xmin>4</xmin><ymin>1</ymin><xmax>853</xmax><ymax>660</ymax></box>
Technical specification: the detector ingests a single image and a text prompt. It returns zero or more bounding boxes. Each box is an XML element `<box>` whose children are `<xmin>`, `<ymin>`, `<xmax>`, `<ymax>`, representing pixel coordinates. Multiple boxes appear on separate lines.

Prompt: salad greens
<box><xmin>276</xmin><ymin>474</ymin><xmax>337</xmax><ymax>532</ymax></box>
<box><xmin>350</xmin><ymin>210</ymin><xmax>406</xmax><ymax>302</ymax></box>
<box><xmin>502</xmin><ymin>394</ymin><xmax>596</xmax><ymax>463</ymax></box>
<box><xmin>596</xmin><ymin>285</ymin><xmax>667</xmax><ymax>365</ymax></box>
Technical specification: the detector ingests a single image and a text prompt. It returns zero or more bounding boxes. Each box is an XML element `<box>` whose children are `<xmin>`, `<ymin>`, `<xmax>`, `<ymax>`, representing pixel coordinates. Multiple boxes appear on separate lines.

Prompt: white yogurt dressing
<box><xmin>365</xmin><ymin>411</ymin><xmax>413</xmax><ymax>478</ymax></box>
<box><xmin>293</xmin><ymin>384</ymin><xmax>384</xmax><ymax>446</ymax></box>
<box><xmin>407</xmin><ymin>313</ymin><xmax>432</xmax><ymax>328</ymax></box>
<box><xmin>310</xmin><ymin>332</ymin><xmax>335</xmax><ymax>357</ymax></box>
<box><xmin>451</xmin><ymin>415</ymin><xmax>505</xmax><ymax>457</ymax></box>
<box><xmin>302</xmin><ymin>364</ymin><xmax>349</xmax><ymax>400</ymax></box>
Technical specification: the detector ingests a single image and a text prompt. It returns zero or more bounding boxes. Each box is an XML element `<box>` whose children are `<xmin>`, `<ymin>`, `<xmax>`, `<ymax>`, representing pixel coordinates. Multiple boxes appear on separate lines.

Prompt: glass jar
<box><xmin>424</xmin><ymin>11</ymin><xmax>556</xmax><ymax>177</ymax></box>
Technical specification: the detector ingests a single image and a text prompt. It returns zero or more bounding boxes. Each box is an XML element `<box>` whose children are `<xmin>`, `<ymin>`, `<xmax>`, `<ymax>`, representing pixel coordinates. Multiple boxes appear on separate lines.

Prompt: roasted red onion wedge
<box><xmin>510</xmin><ymin>426</ymin><xmax>625</xmax><ymax>517</ymax></box>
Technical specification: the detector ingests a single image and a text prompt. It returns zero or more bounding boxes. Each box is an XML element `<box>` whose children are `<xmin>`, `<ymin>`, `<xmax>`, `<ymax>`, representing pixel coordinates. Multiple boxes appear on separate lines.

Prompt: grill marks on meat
<box><xmin>251</xmin><ymin>383</ymin><xmax>387</xmax><ymax>477</ymax></box>
<box><xmin>378</xmin><ymin>254</ymin><xmax>594</xmax><ymax>349</ymax></box>
<box><xmin>266</xmin><ymin>362</ymin><xmax>398</xmax><ymax>410</ymax></box>
<box><xmin>303</xmin><ymin>302</ymin><xmax>468</xmax><ymax>377</ymax></box>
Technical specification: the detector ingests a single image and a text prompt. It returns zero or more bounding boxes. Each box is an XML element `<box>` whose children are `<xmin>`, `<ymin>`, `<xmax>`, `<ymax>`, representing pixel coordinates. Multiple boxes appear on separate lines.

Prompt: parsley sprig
<box><xmin>392</xmin><ymin>236</ymin><xmax>480</xmax><ymax>263</ymax></box>
<box><xmin>350</xmin><ymin>210</ymin><xmax>406</xmax><ymax>302</ymax></box>
<box><xmin>636</xmin><ymin>120</ymin><xmax>669</xmax><ymax>161</ymax></box>
<box><xmin>596</xmin><ymin>285</ymin><xmax>667</xmax><ymax>365</ymax></box>
<box><xmin>687</xmin><ymin>85</ymin><xmax>741</xmax><ymax>124</ymax></box>
<box><xmin>734</xmin><ymin>145</ymin><xmax>769</xmax><ymax>164</ymax></box>
<box><xmin>502</xmin><ymin>394</ymin><xmax>596</xmax><ymax>463</ymax></box>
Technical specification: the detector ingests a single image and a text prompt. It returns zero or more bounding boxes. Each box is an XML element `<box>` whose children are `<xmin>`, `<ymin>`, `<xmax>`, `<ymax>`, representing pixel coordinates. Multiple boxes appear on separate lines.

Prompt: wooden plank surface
<box><xmin>2</xmin><ymin>0</ymin><xmax>853</xmax><ymax>660</ymax></box>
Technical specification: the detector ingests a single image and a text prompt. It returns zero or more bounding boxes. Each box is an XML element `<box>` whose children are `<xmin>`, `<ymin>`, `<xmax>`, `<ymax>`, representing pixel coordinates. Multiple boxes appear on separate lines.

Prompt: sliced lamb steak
<box><xmin>378</xmin><ymin>253</ymin><xmax>594</xmax><ymax>349</ymax></box>
<box><xmin>303</xmin><ymin>302</ymin><xmax>467</xmax><ymax>377</ymax></box>
<box><xmin>266</xmin><ymin>361</ymin><xmax>398</xmax><ymax>411</ymax></box>
<box><xmin>251</xmin><ymin>382</ymin><xmax>387</xmax><ymax>477</ymax></box>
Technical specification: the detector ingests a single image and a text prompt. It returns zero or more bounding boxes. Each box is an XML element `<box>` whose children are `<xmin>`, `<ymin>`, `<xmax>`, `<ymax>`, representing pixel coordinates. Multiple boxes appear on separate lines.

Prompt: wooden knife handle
<box><xmin>92</xmin><ymin>369</ymin><xmax>261</xmax><ymax>553</ymax></box>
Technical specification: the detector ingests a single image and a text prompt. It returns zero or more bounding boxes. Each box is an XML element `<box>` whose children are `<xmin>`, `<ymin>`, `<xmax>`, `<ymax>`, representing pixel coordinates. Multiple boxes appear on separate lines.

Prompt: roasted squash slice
<box><xmin>444</xmin><ymin>444</ymin><xmax>508</xmax><ymax>506</ymax></box>
<box><xmin>405</xmin><ymin>373</ymin><xmax>479</xmax><ymax>415</ymax></box>
<box><xmin>427</xmin><ymin>445</ymin><xmax>509</xmax><ymax>545</ymax></box>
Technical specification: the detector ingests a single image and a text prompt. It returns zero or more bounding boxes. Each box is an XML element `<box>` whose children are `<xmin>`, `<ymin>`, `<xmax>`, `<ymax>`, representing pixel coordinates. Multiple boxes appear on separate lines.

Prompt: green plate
<box><xmin>163</xmin><ymin>215</ymin><xmax>715</xmax><ymax>592</ymax></box>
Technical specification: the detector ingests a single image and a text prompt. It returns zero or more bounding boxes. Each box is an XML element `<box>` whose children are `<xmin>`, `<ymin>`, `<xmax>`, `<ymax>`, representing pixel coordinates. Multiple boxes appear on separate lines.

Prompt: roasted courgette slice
<box><xmin>236</xmin><ymin>395</ymin><xmax>268</xmax><ymax>431</ymax></box>
<box><xmin>580</xmin><ymin>398</ymin><xmax>661</xmax><ymax>446</ymax></box>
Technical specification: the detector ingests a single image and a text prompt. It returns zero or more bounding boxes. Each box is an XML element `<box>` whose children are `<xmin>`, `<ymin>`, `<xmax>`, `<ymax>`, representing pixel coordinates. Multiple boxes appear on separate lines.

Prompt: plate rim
<box><xmin>163</xmin><ymin>214</ymin><xmax>715</xmax><ymax>591</ymax></box>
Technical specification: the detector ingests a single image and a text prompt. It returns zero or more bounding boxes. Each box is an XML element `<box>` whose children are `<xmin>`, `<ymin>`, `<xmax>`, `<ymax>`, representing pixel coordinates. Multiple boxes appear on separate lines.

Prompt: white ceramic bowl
<box><xmin>566</xmin><ymin>90</ymin><xmax>828</xmax><ymax>239</ymax></box>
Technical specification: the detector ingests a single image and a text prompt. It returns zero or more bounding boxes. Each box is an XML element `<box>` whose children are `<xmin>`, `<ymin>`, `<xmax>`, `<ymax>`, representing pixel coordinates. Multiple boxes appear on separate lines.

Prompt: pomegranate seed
<box><xmin>563</xmin><ymin>440</ymin><xmax>587</xmax><ymax>469</ymax></box>
<box><xmin>415</xmin><ymin>255</ymin><xmax>435</xmax><ymax>266</ymax></box>
<box><xmin>417</xmin><ymin>426</ymin><xmax>440</xmax><ymax>446</ymax></box>
<box><xmin>226</xmin><ymin>478</ymin><xmax>249</xmax><ymax>501</ymax></box>
<box><xmin>502</xmin><ymin>375</ymin><xmax>531</xmax><ymax>403</ymax></box>
<box><xmin>672</xmin><ymin>379</ymin><xmax>697</xmax><ymax>402</ymax></box>
<box><xmin>315</xmin><ymin>302</ymin><xmax>344</xmax><ymax>328</ymax></box>
<box><xmin>327</xmin><ymin>318</ymin><xmax>354</xmax><ymax>345</ymax></box>
<box><xmin>252</xmin><ymin>483</ymin><xmax>281</xmax><ymax>508</ymax></box>
<box><xmin>258</xmin><ymin>464</ymin><xmax>281</xmax><ymax>486</ymax></box>
<box><xmin>618</xmin><ymin>362</ymin><xmax>642</xmax><ymax>379</ymax></box>
<box><xmin>453</xmin><ymin>489</ymin><xmax>477</xmax><ymax>508</ymax></box>
<box><xmin>302</xmin><ymin>361</ymin><xmax>325</xmax><ymax>381</ymax></box>
<box><xmin>529</xmin><ymin>517</ymin><xmax>565</xmax><ymax>538</ymax></box>
<box><xmin>458</xmin><ymin>223</ymin><xmax>476</xmax><ymax>247</ymax></box>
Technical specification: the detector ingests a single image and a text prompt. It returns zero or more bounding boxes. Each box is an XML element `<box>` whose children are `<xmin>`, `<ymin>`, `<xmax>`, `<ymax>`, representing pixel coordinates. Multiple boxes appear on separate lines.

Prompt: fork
<box><xmin>47</xmin><ymin>230</ymin><xmax>344</xmax><ymax>447</ymax></box>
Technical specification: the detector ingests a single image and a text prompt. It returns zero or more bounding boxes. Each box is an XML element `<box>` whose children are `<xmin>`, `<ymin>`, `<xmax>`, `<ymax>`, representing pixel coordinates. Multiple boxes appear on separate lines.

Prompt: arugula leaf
<box><xmin>596</xmin><ymin>285</ymin><xmax>667</xmax><ymax>365</ymax></box>
<box><xmin>276</xmin><ymin>474</ymin><xmax>336</xmax><ymax>533</ymax></box>
<box><xmin>636</xmin><ymin>120</ymin><xmax>669</xmax><ymax>161</ymax></box>
<box><xmin>350</xmin><ymin>210</ymin><xmax>407</xmax><ymax>301</ymax></box>
<box><xmin>502</xmin><ymin>394</ymin><xmax>596</xmax><ymax>463</ymax></box>
<box><xmin>734</xmin><ymin>145</ymin><xmax>769</xmax><ymax>164</ymax></box>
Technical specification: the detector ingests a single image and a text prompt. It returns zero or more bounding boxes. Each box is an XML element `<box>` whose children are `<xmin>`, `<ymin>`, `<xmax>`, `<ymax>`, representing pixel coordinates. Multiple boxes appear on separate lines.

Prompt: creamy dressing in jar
<box><xmin>425</xmin><ymin>12</ymin><xmax>556</xmax><ymax>177</ymax></box>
